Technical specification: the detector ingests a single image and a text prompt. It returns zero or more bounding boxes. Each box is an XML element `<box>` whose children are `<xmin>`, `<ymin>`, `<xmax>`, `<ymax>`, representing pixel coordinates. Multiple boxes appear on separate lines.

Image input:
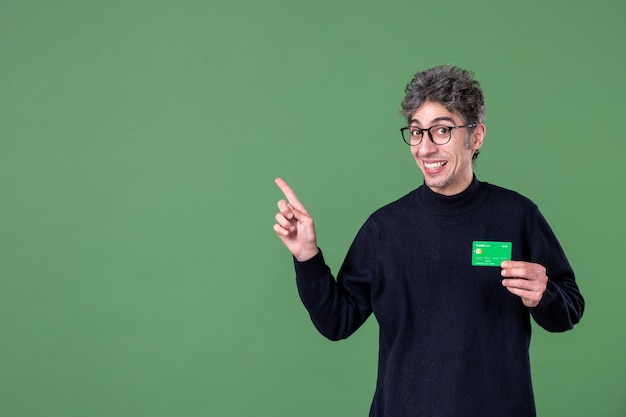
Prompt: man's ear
<box><xmin>471</xmin><ymin>123</ymin><xmax>486</xmax><ymax>151</ymax></box>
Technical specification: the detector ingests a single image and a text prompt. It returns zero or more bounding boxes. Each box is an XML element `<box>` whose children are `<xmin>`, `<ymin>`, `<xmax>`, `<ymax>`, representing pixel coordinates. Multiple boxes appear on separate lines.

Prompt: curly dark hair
<box><xmin>401</xmin><ymin>65</ymin><xmax>486</xmax><ymax>160</ymax></box>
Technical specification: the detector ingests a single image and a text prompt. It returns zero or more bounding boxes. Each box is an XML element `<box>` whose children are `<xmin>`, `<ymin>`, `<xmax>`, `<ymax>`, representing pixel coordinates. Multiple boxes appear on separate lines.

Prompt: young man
<box><xmin>273</xmin><ymin>65</ymin><xmax>584</xmax><ymax>417</ymax></box>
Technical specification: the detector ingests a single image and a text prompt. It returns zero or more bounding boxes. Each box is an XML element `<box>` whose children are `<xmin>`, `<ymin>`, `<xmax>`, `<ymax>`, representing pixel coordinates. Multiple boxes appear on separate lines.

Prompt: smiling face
<box><xmin>409</xmin><ymin>101</ymin><xmax>485</xmax><ymax>196</ymax></box>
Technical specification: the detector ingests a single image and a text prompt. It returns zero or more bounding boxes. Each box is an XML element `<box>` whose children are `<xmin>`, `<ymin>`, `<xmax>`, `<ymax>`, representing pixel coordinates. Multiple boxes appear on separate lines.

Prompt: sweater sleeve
<box><xmin>527</xmin><ymin>207</ymin><xmax>585</xmax><ymax>332</ymax></box>
<box><xmin>294</xmin><ymin>220</ymin><xmax>378</xmax><ymax>341</ymax></box>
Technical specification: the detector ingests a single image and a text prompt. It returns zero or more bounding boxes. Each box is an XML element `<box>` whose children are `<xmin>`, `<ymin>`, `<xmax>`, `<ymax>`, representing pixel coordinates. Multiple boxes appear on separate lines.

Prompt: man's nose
<box><xmin>418</xmin><ymin>134</ymin><xmax>438</xmax><ymax>154</ymax></box>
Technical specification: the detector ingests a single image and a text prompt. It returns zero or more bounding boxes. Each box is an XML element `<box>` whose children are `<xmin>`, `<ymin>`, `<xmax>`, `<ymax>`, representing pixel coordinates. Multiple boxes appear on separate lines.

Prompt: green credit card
<box><xmin>472</xmin><ymin>241</ymin><xmax>512</xmax><ymax>267</ymax></box>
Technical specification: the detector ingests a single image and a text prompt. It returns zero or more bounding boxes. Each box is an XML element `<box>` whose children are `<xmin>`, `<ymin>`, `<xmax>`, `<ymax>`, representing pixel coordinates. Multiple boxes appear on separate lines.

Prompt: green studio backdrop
<box><xmin>1</xmin><ymin>0</ymin><xmax>624</xmax><ymax>416</ymax></box>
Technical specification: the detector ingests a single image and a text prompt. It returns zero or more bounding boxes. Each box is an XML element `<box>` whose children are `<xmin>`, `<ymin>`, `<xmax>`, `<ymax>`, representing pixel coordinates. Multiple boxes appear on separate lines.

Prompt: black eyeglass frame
<box><xmin>400</xmin><ymin>124</ymin><xmax>476</xmax><ymax>146</ymax></box>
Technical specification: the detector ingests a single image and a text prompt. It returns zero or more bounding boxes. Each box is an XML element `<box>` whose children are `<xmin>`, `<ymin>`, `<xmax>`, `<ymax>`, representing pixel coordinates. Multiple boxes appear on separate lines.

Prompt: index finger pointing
<box><xmin>275</xmin><ymin>178</ymin><xmax>306</xmax><ymax>211</ymax></box>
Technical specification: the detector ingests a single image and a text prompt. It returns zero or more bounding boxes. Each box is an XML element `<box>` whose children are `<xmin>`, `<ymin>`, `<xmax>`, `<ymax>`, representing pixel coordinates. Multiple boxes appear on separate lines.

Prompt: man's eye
<box><xmin>435</xmin><ymin>126</ymin><xmax>451</xmax><ymax>135</ymax></box>
<box><xmin>410</xmin><ymin>128</ymin><xmax>422</xmax><ymax>136</ymax></box>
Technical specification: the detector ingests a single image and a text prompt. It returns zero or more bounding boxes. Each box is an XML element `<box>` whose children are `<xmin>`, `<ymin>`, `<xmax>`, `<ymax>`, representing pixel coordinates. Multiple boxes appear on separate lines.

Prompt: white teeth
<box><xmin>424</xmin><ymin>161</ymin><xmax>446</xmax><ymax>169</ymax></box>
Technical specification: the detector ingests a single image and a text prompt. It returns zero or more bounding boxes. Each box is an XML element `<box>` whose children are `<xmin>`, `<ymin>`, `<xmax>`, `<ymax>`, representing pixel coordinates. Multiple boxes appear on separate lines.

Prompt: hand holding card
<box><xmin>501</xmin><ymin>260</ymin><xmax>549</xmax><ymax>307</ymax></box>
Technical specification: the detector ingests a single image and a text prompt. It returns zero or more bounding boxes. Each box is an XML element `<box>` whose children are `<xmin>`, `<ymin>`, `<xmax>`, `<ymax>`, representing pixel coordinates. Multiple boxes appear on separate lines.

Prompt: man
<box><xmin>272</xmin><ymin>65</ymin><xmax>584</xmax><ymax>416</ymax></box>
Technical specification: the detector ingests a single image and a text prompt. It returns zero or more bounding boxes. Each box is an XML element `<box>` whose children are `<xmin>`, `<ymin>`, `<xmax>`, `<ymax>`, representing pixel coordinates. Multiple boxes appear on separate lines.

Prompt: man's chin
<box><xmin>424</xmin><ymin>176</ymin><xmax>450</xmax><ymax>190</ymax></box>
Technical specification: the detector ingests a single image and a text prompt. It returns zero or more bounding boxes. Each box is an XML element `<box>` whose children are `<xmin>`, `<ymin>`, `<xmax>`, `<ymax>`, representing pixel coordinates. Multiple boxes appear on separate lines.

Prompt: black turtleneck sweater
<box><xmin>294</xmin><ymin>177</ymin><xmax>584</xmax><ymax>417</ymax></box>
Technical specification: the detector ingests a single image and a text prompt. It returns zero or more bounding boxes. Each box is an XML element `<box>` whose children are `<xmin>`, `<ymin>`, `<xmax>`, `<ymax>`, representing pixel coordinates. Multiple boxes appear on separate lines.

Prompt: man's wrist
<box><xmin>295</xmin><ymin>247</ymin><xmax>320</xmax><ymax>263</ymax></box>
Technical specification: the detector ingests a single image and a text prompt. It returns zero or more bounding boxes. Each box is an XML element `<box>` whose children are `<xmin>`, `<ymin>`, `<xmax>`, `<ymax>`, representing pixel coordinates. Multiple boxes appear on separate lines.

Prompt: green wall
<box><xmin>1</xmin><ymin>1</ymin><xmax>624</xmax><ymax>416</ymax></box>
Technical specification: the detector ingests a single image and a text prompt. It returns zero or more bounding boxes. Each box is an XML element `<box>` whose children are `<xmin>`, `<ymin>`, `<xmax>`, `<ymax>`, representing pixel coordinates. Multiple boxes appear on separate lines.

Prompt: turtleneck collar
<box><xmin>414</xmin><ymin>175</ymin><xmax>490</xmax><ymax>216</ymax></box>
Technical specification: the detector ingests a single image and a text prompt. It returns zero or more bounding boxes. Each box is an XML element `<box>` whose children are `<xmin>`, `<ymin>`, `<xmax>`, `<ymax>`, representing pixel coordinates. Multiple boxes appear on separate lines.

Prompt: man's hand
<box><xmin>501</xmin><ymin>261</ymin><xmax>548</xmax><ymax>308</ymax></box>
<box><xmin>273</xmin><ymin>178</ymin><xmax>319</xmax><ymax>262</ymax></box>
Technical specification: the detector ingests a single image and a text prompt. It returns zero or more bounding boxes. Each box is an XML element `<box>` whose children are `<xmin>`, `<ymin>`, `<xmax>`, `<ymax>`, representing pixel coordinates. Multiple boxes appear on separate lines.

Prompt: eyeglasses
<box><xmin>400</xmin><ymin>124</ymin><xmax>476</xmax><ymax>146</ymax></box>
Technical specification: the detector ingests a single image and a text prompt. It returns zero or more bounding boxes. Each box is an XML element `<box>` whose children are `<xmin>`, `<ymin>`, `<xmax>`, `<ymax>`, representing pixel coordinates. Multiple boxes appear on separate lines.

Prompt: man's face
<box><xmin>408</xmin><ymin>101</ymin><xmax>485</xmax><ymax>196</ymax></box>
